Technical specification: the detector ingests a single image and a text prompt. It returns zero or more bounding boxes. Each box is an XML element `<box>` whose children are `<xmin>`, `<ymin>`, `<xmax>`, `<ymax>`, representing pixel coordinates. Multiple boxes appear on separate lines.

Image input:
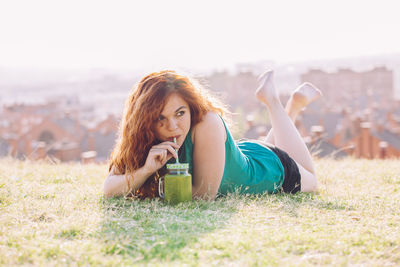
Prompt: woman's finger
<box><xmin>153</xmin><ymin>141</ymin><xmax>180</xmax><ymax>149</ymax></box>
<box><xmin>152</xmin><ymin>143</ymin><xmax>178</xmax><ymax>150</ymax></box>
<box><xmin>150</xmin><ymin>148</ymin><xmax>169</xmax><ymax>164</ymax></box>
<box><xmin>149</xmin><ymin>148</ymin><xmax>164</xmax><ymax>162</ymax></box>
<box><xmin>160</xmin><ymin>149</ymin><xmax>167</xmax><ymax>163</ymax></box>
<box><xmin>151</xmin><ymin>144</ymin><xmax>178</xmax><ymax>159</ymax></box>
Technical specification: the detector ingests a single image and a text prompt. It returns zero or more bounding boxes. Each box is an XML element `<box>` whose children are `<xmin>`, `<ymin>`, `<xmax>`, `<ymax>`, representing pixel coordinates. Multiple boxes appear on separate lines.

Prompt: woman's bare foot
<box><xmin>255</xmin><ymin>70</ymin><xmax>280</xmax><ymax>106</ymax></box>
<box><xmin>289</xmin><ymin>82</ymin><xmax>322</xmax><ymax>111</ymax></box>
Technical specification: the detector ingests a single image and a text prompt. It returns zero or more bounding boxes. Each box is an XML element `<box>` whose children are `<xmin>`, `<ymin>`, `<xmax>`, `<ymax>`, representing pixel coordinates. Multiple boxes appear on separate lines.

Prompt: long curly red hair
<box><xmin>109</xmin><ymin>70</ymin><xmax>227</xmax><ymax>199</ymax></box>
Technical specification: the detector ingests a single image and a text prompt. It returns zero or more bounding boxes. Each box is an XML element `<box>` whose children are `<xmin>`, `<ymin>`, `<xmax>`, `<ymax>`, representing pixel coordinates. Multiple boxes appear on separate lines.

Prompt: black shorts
<box><xmin>267</xmin><ymin>145</ymin><xmax>301</xmax><ymax>194</ymax></box>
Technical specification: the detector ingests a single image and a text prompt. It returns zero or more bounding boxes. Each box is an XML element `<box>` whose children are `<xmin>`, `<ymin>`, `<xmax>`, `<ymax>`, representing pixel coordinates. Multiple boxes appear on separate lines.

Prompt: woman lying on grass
<box><xmin>104</xmin><ymin>70</ymin><xmax>322</xmax><ymax>200</ymax></box>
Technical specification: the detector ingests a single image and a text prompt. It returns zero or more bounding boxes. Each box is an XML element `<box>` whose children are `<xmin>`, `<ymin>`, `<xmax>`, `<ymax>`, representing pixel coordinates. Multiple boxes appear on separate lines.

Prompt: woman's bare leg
<box><xmin>265</xmin><ymin>82</ymin><xmax>322</xmax><ymax>144</ymax></box>
<box><xmin>256</xmin><ymin>70</ymin><xmax>319</xmax><ymax>191</ymax></box>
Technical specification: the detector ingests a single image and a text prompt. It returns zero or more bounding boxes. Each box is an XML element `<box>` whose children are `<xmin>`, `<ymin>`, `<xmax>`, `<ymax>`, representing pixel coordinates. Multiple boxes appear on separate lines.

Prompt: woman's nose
<box><xmin>167</xmin><ymin>118</ymin><xmax>178</xmax><ymax>130</ymax></box>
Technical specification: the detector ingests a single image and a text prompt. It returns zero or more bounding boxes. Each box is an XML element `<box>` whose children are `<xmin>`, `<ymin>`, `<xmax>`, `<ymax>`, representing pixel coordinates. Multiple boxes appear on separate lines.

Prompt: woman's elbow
<box><xmin>103</xmin><ymin>177</ymin><xmax>117</xmax><ymax>198</ymax></box>
<box><xmin>192</xmin><ymin>186</ymin><xmax>218</xmax><ymax>201</ymax></box>
<box><xmin>103</xmin><ymin>181</ymin><xmax>112</xmax><ymax>198</ymax></box>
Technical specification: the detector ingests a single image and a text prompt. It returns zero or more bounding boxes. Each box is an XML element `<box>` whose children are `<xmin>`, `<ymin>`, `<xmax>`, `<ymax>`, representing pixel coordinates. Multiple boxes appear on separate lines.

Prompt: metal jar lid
<box><xmin>166</xmin><ymin>163</ymin><xmax>189</xmax><ymax>169</ymax></box>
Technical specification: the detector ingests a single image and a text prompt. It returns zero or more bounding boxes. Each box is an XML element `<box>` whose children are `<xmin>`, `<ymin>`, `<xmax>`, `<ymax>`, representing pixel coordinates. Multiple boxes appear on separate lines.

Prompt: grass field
<box><xmin>0</xmin><ymin>158</ymin><xmax>399</xmax><ymax>266</ymax></box>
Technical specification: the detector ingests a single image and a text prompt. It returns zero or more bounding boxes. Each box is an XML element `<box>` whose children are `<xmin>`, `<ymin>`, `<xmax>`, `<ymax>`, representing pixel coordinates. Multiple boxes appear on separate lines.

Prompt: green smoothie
<box><xmin>164</xmin><ymin>174</ymin><xmax>192</xmax><ymax>204</ymax></box>
<box><xmin>163</xmin><ymin>163</ymin><xmax>192</xmax><ymax>204</ymax></box>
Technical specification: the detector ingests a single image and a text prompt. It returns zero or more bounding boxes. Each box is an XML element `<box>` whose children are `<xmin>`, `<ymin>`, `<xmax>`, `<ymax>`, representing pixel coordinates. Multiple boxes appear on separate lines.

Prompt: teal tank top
<box><xmin>175</xmin><ymin>116</ymin><xmax>285</xmax><ymax>195</ymax></box>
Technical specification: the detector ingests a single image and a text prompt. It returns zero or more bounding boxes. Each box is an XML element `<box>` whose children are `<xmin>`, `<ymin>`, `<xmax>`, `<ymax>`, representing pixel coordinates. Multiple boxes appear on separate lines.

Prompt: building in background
<box><xmin>0</xmin><ymin>100</ymin><xmax>118</xmax><ymax>163</ymax></box>
<box><xmin>296</xmin><ymin>66</ymin><xmax>400</xmax><ymax>158</ymax></box>
<box><xmin>1</xmin><ymin>63</ymin><xmax>400</xmax><ymax>161</ymax></box>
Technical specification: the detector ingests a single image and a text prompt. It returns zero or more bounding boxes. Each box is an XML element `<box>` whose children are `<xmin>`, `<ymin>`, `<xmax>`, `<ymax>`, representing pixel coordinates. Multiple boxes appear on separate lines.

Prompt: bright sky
<box><xmin>1</xmin><ymin>0</ymin><xmax>399</xmax><ymax>72</ymax></box>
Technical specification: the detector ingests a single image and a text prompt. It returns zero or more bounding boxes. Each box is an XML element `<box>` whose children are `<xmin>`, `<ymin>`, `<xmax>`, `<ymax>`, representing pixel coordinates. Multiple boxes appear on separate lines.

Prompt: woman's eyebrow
<box><xmin>160</xmin><ymin>106</ymin><xmax>187</xmax><ymax>118</ymax></box>
<box><xmin>175</xmin><ymin>106</ymin><xmax>187</xmax><ymax>112</ymax></box>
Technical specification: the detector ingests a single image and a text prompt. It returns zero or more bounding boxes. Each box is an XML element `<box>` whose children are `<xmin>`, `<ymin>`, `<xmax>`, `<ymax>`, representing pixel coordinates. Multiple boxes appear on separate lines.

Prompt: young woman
<box><xmin>104</xmin><ymin>70</ymin><xmax>322</xmax><ymax>199</ymax></box>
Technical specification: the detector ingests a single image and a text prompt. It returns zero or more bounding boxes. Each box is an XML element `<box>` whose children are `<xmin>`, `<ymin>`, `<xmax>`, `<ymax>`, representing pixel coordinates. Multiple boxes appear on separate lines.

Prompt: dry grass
<box><xmin>0</xmin><ymin>157</ymin><xmax>399</xmax><ymax>266</ymax></box>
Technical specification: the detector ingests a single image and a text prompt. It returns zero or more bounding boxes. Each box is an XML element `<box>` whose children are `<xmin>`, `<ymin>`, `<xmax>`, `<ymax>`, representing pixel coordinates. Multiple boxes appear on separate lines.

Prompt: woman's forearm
<box><xmin>103</xmin><ymin>167</ymin><xmax>152</xmax><ymax>198</ymax></box>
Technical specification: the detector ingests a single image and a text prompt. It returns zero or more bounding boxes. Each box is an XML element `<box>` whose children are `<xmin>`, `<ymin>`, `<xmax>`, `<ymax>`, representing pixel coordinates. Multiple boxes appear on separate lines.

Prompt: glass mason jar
<box><xmin>159</xmin><ymin>163</ymin><xmax>192</xmax><ymax>204</ymax></box>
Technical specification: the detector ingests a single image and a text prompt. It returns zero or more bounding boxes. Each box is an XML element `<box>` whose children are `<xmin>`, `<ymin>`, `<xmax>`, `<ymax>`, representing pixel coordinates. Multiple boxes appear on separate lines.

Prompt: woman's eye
<box><xmin>177</xmin><ymin>111</ymin><xmax>185</xmax><ymax>116</ymax></box>
<box><xmin>158</xmin><ymin>116</ymin><xmax>165</xmax><ymax>121</ymax></box>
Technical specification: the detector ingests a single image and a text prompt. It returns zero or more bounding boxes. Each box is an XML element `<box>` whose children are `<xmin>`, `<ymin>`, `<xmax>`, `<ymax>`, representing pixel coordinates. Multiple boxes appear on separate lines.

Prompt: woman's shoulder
<box><xmin>191</xmin><ymin>112</ymin><xmax>227</xmax><ymax>143</ymax></box>
<box><xmin>193</xmin><ymin>111</ymin><xmax>225</xmax><ymax>132</ymax></box>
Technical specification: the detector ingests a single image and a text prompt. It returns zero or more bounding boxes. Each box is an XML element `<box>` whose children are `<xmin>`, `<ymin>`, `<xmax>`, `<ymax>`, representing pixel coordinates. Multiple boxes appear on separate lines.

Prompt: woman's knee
<box><xmin>298</xmin><ymin>164</ymin><xmax>318</xmax><ymax>192</ymax></box>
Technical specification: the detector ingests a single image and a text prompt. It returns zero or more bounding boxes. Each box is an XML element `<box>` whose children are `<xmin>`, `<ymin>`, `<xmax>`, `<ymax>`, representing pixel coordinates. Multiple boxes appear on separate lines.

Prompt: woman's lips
<box><xmin>167</xmin><ymin>135</ymin><xmax>181</xmax><ymax>142</ymax></box>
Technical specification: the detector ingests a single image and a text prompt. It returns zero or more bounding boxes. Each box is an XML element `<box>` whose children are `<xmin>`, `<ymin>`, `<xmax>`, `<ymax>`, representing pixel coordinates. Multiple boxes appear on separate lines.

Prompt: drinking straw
<box><xmin>174</xmin><ymin>137</ymin><xmax>180</xmax><ymax>164</ymax></box>
<box><xmin>174</xmin><ymin>137</ymin><xmax>180</xmax><ymax>175</ymax></box>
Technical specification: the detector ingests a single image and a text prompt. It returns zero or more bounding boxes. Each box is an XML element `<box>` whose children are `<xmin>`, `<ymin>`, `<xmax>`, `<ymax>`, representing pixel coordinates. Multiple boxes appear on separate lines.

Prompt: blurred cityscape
<box><xmin>1</xmin><ymin>54</ymin><xmax>400</xmax><ymax>163</ymax></box>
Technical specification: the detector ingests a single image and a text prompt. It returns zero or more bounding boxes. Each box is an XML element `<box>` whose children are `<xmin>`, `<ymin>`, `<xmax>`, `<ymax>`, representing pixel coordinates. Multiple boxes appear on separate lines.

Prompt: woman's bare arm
<box><xmin>103</xmin><ymin>167</ymin><xmax>153</xmax><ymax>198</ymax></box>
<box><xmin>104</xmin><ymin>141</ymin><xmax>179</xmax><ymax>198</ymax></box>
<box><xmin>192</xmin><ymin>112</ymin><xmax>226</xmax><ymax>200</ymax></box>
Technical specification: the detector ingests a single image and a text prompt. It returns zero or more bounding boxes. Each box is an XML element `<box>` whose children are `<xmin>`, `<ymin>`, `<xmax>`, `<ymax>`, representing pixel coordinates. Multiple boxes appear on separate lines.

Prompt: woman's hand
<box><xmin>142</xmin><ymin>141</ymin><xmax>180</xmax><ymax>174</ymax></box>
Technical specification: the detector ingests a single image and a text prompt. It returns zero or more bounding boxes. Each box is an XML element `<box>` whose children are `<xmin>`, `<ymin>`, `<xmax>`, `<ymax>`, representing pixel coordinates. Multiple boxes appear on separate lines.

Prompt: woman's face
<box><xmin>154</xmin><ymin>93</ymin><xmax>191</xmax><ymax>147</ymax></box>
